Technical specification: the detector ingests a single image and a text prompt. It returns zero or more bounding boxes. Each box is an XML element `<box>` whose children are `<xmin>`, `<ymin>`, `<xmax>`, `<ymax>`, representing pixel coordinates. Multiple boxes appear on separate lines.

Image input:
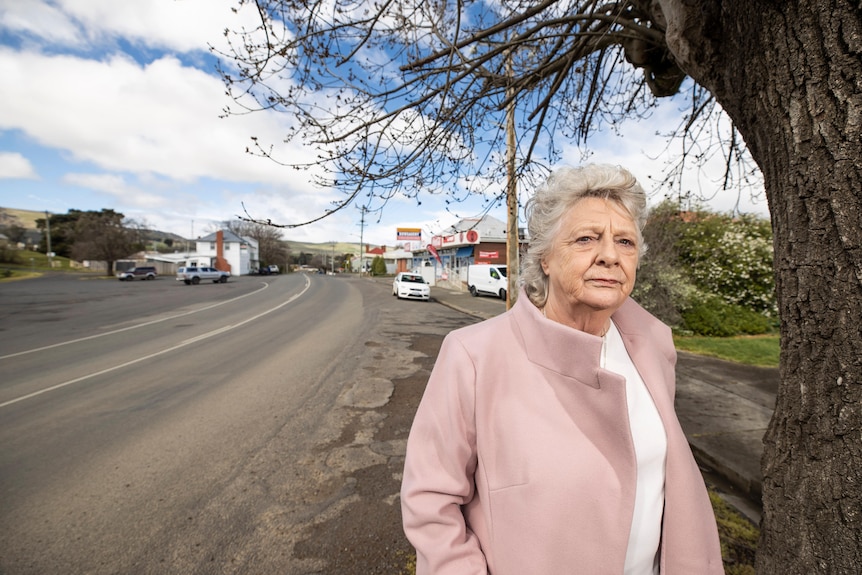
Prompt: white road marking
<box><xmin>0</xmin><ymin>277</ymin><xmax>311</xmax><ymax>408</ymax></box>
<box><xmin>1</xmin><ymin>282</ymin><xmax>272</xmax><ymax>360</ymax></box>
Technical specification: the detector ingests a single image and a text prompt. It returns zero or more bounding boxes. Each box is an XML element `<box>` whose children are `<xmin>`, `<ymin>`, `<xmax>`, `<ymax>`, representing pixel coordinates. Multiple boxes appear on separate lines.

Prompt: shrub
<box><xmin>633</xmin><ymin>262</ymin><xmax>699</xmax><ymax>329</ymax></box>
<box><xmin>636</xmin><ymin>201</ymin><xmax>777</xmax><ymax>335</ymax></box>
<box><xmin>675</xmin><ymin>211</ymin><xmax>776</xmax><ymax>316</ymax></box>
<box><xmin>0</xmin><ymin>246</ymin><xmax>21</xmax><ymax>265</ymax></box>
<box><xmin>681</xmin><ymin>294</ymin><xmax>773</xmax><ymax>336</ymax></box>
<box><xmin>371</xmin><ymin>255</ymin><xmax>387</xmax><ymax>276</ymax></box>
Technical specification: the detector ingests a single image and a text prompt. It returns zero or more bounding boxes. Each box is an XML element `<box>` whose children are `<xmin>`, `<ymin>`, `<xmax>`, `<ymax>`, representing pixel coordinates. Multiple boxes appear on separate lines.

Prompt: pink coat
<box><xmin>401</xmin><ymin>292</ymin><xmax>723</xmax><ymax>574</ymax></box>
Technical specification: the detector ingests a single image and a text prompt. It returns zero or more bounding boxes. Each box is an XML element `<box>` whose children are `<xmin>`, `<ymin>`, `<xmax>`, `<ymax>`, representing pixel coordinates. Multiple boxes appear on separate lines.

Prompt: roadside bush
<box><xmin>675</xmin><ymin>211</ymin><xmax>775</xmax><ymax>316</ymax></box>
<box><xmin>370</xmin><ymin>255</ymin><xmax>387</xmax><ymax>276</ymax></box>
<box><xmin>681</xmin><ymin>294</ymin><xmax>773</xmax><ymax>336</ymax></box>
<box><xmin>636</xmin><ymin>201</ymin><xmax>777</xmax><ymax>336</ymax></box>
<box><xmin>0</xmin><ymin>245</ymin><xmax>20</xmax><ymax>265</ymax></box>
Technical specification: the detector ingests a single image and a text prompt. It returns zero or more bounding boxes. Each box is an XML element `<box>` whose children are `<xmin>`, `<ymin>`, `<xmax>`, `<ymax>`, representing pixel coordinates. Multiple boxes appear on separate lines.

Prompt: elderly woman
<box><xmin>401</xmin><ymin>164</ymin><xmax>723</xmax><ymax>574</ymax></box>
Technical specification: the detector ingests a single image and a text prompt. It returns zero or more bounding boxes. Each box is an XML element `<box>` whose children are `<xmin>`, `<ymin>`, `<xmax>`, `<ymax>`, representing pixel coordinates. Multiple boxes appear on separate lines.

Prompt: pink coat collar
<box><xmin>509</xmin><ymin>290</ymin><xmax>667</xmax><ymax>389</ymax></box>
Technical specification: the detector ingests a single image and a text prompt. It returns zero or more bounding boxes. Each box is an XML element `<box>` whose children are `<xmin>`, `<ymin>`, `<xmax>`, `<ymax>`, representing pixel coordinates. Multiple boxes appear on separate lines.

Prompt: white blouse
<box><xmin>602</xmin><ymin>321</ymin><xmax>668</xmax><ymax>575</ymax></box>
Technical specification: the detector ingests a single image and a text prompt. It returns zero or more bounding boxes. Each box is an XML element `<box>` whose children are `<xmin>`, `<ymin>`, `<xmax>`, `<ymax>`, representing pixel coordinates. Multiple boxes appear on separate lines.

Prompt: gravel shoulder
<box><xmin>286</xmin><ymin>278</ymin><xmax>474</xmax><ymax>574</ymax></box>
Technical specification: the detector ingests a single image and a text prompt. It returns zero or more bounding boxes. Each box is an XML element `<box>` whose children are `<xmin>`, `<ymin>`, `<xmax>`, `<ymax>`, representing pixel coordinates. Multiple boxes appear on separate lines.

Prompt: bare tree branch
<box><xmin>212</xmin><ymin>0</ymin><xmax>753</xmax><ymax>228</ymax></box>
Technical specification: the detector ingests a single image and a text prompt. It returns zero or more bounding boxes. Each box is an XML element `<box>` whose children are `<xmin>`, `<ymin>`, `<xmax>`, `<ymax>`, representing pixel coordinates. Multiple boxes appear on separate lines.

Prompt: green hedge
<box><xmin>681</xmin><ymin>295</ymin><xmax>773</xmax><ymax>337</ymax></box>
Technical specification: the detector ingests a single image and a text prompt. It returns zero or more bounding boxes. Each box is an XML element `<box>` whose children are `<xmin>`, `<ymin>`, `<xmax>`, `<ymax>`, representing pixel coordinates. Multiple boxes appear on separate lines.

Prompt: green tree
<box><xmin>633</xmin><ymin>201</ymin><xmax>775</xmax><ymax>336</ymax></box>
<box><xmin>70</xmin><ymin>210</ymin><xmax>144</xmax><ymax>275</ymax></box>
<box><xmin>36</xmin><ymin>211</ymin><xmax>80</xmax><ymax>258</ymax></box>
<box><xmin>631</xmin><ymin>202</ymin><xmax>694</xmax><ymax>329</ymax></box>
<box><xmin>370</xmin><ymin>255</ymin><xmax>386</xmax><ymax>276</ymax></box>
<box><xmin>292</xmin><ymin>251</ymin><xmax>313</xmax><ymax>266</ymax></box>
<box><xmin>1</xmin><ymin>224</ymin><xmax>27</xmax><ymax>245</ymax></box>
<box><xmin>218</xmin><ymin>2</ymin><xmax>862</xmax><ymax>570</ymax></box>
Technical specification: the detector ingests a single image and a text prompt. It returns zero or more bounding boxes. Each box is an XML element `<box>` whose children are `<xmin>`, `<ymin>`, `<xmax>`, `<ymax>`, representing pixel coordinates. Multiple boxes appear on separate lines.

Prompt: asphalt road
<box><xmin>0</xmin><ymin>272</ymin><xmax>474</xmax><ymax>574</ymax></box>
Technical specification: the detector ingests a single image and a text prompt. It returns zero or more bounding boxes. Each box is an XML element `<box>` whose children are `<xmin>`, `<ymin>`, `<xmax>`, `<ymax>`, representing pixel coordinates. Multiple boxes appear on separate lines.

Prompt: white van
<box><xmin>467</xmin><ymin>264</ymin><xmax>508</xmax><ymax>299</ymax></box>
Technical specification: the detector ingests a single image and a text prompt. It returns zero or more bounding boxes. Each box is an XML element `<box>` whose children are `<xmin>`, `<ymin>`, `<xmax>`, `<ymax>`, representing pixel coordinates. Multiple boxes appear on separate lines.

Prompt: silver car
<box><xmin>392</xmin><ymin>272</ymin><xmax>430</xmax><ymax>301</ymax></box>
<box><xmin>117</xmin><ymin>266</ymin><xmax>157</xmax><ymax>281</ymax></box>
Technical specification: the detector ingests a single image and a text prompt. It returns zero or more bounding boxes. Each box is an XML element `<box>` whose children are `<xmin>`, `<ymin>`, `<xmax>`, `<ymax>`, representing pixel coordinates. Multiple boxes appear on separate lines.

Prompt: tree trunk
<box><xmin>660</xmin><ymin>0</ymin><xmax>862</xmax><ymax>572</ymax></box>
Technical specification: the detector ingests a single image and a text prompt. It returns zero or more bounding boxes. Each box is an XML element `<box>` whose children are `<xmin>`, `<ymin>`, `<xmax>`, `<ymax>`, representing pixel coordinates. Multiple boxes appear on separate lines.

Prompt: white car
<box><xmin>392</xmin><ymin>272</ymin><xmax>430</xmax><ymax>301</ymax></box>
<box><xmin>176</xmin><ymin>266</ymin><xmax>230</xmax><ymax>285</ymax></box>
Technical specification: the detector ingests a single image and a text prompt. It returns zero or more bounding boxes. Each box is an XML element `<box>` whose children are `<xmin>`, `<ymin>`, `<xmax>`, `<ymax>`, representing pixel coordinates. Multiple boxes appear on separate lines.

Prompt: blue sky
<box><xmin>0</xmin><ymin>0</ymin><xmax>769</xmax><ymax>246</ymax></box>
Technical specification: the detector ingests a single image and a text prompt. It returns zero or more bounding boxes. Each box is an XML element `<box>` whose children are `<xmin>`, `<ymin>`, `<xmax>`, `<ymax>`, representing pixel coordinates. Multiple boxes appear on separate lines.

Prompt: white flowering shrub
<box><xmin>633</xmin><ymin>201</ymin><xmax>776</xmax><ymax>335</ymax></box>
<box><xmin>675</xmin><ymin>212</ymin><xmax>776</xmax><ymax>316</ymax></box>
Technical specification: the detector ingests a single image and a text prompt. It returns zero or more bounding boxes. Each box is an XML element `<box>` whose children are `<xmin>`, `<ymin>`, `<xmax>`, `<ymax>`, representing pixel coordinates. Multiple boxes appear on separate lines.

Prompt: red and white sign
<box><xmin>432</xmin><ymin>230</ymin><xmax>480</xmax><ymax>247</ymax></box>
<box><xmin>479</xmin><ymin>251</ymin><xmax>498</xmax><ymax>259</ymax></box>
<box><xmin>428</xmin><ymin>244</ymin><xmax>443</xmax><ymax>264</ymax></box>
<box><xmin>397</xmin><ymin>228</ymin><xmax>422</xmax><ymax>241</ymax></box>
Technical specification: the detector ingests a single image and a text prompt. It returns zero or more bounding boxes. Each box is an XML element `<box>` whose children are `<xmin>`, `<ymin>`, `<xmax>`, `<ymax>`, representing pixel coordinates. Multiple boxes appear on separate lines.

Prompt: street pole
<box><xmin>359</xmin><ymin>207</ymin><xmax>366</xmax><ymax>276</ymax></box>
<box><xmin>504</xmin><ymin>50</ymin><xmax>519</xmax><ymax>310</ymax></box>
<box><xmin>44</xmin><ymin>211</ymin><xmax>53</xmax><ymax>268</ymax></box>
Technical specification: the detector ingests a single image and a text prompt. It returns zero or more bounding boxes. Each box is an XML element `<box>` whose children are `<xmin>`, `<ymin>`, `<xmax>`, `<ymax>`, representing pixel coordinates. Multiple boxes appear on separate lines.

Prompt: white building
<box><xmin>192</xmin><ymin>230</ymin><xmax>259</xmax><ymax>276</ymax></box>
<box><xmin>129</xmin><ymin>229</ymin><xmax>260</xmax><ymax>276</ymax></box>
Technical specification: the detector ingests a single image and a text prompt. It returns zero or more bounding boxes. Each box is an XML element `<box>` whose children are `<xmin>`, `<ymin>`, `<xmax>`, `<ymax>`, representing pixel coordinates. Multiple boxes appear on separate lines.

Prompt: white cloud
<box><xmin>558</xmin><ymin>98</ymin><xmax>768</xmax><ymax>218</ymax></box>
<box><xmin>0</xmin><ymin>0</ymin><xmax>82</xmax><ymax>46</ymax></box>
<box><xmin>0</xmin><ymin>47</ymin><xmax>314</xmax><ymax>183</ymax></box>
<box><xmin>0</xmin><ymin>0</ymin><xmax>502</xmax><ymax>243</ymax></box>
<box><xmin>62</xmin><ymin>172</ymin><xmax>170</xmax><ymax>208</ymax></box>
<box><xmin>0</xmin><ymin>152</ymin><xmax>38</xmax><ymax>179</ymax></box>
<box><xmin>0</xmin><ymin>0</ymin><xmax>264</xmax><ymax>53</ymax></box>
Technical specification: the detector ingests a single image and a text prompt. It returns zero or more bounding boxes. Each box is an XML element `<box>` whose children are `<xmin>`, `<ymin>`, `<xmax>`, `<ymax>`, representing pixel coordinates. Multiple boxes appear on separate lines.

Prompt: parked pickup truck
<box><xmin>176</xmin><ymin>266</ymin><xmax>230</xmax><ymax>285</ymax></box>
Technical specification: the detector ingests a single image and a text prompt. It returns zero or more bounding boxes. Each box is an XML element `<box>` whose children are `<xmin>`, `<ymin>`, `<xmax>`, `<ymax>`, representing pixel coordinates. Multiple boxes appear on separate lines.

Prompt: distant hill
<box><xmin>287</xmin><ymin>240</ymin><xmax>368</xmax><ymax>255</ymax></box>
<box><xmin>0</xmin><ymin>207</ymin><xmax>43</xmax><ymax>229</ymax></box>
<box><xmin>0</xmin><ymin>207</ymin><xmax>187</xmax><ymax>244</ymax></box>
<box><xmin>0</xmin><ymin>207</ymin><xmax>378</xmax><ymax>254</ymax></box>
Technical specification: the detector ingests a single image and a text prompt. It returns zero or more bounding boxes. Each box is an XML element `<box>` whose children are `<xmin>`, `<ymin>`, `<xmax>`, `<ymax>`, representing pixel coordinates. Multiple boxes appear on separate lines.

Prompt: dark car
<box><xmin>117</xmin><ymin>266</ymin><xmax>157</xmax><ymax>281</ymax></box>
<box><xmin>258</xmin><ymin>265</ymin><xmax>280</xmax><ymax>275</ymax></box>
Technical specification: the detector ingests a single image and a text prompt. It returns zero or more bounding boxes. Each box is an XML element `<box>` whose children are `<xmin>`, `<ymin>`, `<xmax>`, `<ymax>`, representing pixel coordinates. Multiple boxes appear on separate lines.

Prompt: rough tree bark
<box><xmin>660</xmin><ymin>0</ymin><xmax>862</xmax><ymax>571</ymax></box>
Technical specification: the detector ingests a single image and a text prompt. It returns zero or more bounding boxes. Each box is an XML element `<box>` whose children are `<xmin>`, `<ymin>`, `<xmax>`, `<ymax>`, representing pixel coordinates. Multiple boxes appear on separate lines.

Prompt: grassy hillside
<box><xmin>288</xmin><ymin>240</ymin><xmax>364</xmax><ymax>255</ymax></box>
<box><xmin>0</xmin><ymin>207</ymin><xmax>44</xmax><ymax>229</ymax></box>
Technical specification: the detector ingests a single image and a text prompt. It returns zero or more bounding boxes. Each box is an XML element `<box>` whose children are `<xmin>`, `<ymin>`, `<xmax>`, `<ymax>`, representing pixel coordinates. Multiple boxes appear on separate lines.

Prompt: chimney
<box><xmin>215</xmin><ymin>230</ymin><xmax>231</xmax><ymax>272</ymax></box>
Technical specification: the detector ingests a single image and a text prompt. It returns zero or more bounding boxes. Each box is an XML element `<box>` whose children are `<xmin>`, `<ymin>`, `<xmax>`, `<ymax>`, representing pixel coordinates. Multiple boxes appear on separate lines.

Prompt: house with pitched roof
<box><xmin>191</xmin><ymin>230</ymin><xmax>259</xmax><ymax>275</ymax></box>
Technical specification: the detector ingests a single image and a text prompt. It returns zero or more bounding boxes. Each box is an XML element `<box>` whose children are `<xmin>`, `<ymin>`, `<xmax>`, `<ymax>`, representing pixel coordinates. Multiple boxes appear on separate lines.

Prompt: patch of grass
<box><xmin>674</xmin><ymin>334</ymin><xmax>779</xmax><ymax>367</ymax></box>
<box><xmin>401</xmin><ymin>550</ymin><xmax>416</xmax><ymax>575</ymax></box>
<box><xmin>0</xmin><ymin>269</ymin><xmax>42</xmax><ymax>282</ymax></box>
<box><xmin>0</xmin><ymin>249</ymin><xmax>108</xmax><ymax>280</ymax></box>
<box><xmin>1</xmin><ymin>249</ymin><xmax>79</xmax><ymax>271</ymax></box>
<box><xmin>710</xmin><ymin>490</ymin><xmax>759</xmax><ymax>574</ymax></box>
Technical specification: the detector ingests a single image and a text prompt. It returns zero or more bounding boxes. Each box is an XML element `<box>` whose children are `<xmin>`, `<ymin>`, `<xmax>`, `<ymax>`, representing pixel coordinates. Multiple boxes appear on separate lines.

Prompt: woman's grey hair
<box><xmin>521</xmin><ymin>164</ymin><xmax>648</xmax><ymax>308</ymax></box>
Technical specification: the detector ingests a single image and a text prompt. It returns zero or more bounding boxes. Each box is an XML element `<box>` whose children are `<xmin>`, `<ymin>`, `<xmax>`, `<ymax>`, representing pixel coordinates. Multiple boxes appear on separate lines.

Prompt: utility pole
<box><xmin>358</xmin><ymin>207</ymin><xmax>366</xmax><ymax>275</ymax></box>
<box><xmin>44</xmin><ymin>211</ymin><xmax>53</xmax><ymax>268</ymax></box>
<box><xmin>504</xmin><ymin>50</ymin><xmax>519</xmax><ymax>310</ymax></box>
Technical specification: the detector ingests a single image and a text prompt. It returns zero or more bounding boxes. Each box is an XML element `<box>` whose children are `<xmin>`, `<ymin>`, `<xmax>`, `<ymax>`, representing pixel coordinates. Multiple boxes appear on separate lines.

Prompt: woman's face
<box><xmin>541</xmin><ymin>197</ymin><xmax>640</xmax><ymax>319</ymax></box>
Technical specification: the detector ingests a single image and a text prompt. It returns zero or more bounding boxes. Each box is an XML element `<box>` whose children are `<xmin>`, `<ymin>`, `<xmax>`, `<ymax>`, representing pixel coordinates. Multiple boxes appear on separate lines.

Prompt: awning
<box><xmin>455</xmin><ymin>246</ymin><xmax>474</xmax><ymax>257</ymax></box>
